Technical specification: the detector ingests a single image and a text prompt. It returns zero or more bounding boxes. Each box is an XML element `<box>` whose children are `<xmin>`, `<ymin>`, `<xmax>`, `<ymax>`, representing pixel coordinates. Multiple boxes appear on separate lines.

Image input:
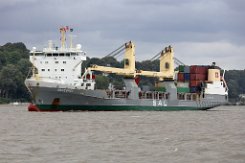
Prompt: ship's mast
<box><xmin>60</xmin><ymin>26</ymin><xmax>73</xmax><ymax>49</ymax></box>
<box><xmin>60</xmin><ymin>27</ymin><xmax>66</xmax><ymax>49</ymax></box>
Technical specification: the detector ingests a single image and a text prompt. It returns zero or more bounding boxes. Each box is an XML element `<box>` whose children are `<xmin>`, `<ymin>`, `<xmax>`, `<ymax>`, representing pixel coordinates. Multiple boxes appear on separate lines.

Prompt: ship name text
<box><xmin>57</xmin><ymin>88</ymin><xmax>73</xmax><ymax>93</ymax></box>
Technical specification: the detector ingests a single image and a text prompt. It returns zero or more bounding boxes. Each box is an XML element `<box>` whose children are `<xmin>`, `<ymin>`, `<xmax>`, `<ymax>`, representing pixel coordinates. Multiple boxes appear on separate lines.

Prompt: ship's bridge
<box><xmin>30</xmin><ymin>44</ymin><xmax>86</xmax><ymax>84</ymax></box>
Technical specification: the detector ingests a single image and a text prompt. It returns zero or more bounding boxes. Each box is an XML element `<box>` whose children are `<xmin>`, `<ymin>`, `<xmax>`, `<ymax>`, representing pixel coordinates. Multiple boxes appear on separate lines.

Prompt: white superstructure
<box><xmin>30</xmin><ymin>43</ymin><xmax>85</xmax><ymax>82</ymax></box>
<box><xmin>28</xmin><ymin>26</ymin><xmax>95</xmax><ymax>90</ymax></box>
<box><xmin>205</xmin><ymin>69</ymin><xmax>228</xmax><ymax>96</ymax></box>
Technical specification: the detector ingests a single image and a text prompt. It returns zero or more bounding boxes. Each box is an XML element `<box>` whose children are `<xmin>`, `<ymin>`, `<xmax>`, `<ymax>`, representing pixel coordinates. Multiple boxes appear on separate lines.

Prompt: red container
<box><xmin>190</xmin><ymin>74</ymin><xmax>206</xmax><ymax>80</ymax></box>
<box><xmin>177</xmin><ymin>73</ymin><xmax>184</xmax><ymax>82</ymax></box>
<box><xmin>190</xmin><ymin>80</ymin><xmax>201</xmax><ymax>87</ymax></box>
<box><xmin>190</xmin><ymin>65</ymin><xmax>208</xmax><ymax>74</ymax></box>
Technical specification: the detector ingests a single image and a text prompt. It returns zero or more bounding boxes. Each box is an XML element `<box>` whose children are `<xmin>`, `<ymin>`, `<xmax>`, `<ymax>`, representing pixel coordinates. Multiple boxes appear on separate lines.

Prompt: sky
<box><xmin>0</xmin><ymin>0</ymin><xmax>244</xmax><ymax>70</ymax></box>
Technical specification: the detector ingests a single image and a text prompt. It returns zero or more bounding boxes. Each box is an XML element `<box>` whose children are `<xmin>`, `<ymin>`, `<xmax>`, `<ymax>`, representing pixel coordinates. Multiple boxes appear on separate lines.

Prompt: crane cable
<box><xmin>174</xmin><ymin>57</ymin><xmax>185</xmax><ymax>66</ymax></box>
<box><xmin>150</xmin><ymin>51</ymin><xmax>185</xmax><ymax>66</ymax></box>
<box><xmin>104</xmin><ymin>43</ymin><xmax>185</xmax><ymax>65</ymax></box>
<box><xmin>104</xmin><ymin>44</ymin><xmax>125</xmax><ymax>58</ymax></box>
<box><xmin>150</xmin><ymin>51</ymin><xmax>162</xmax><ymax>61</ymax></box>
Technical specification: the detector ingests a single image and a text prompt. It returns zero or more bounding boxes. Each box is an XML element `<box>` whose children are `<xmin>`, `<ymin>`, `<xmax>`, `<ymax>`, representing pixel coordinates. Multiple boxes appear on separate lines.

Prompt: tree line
<box><xmin>0</xmin><ymin>43</ymin><xmax>31</xmax><ymax>103</ymax></box>
<box><xmin>0</xmin><ymin>42</ymin><xmax>244</xmax><ymax>103</ymax></box>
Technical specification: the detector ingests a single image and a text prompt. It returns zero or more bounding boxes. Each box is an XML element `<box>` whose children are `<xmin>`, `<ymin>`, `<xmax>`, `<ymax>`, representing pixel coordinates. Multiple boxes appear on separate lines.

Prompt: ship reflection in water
<box><xmin>0</xmin><ymin>105</ymin><xmax>245</xmax><ymax>162</ymax></box>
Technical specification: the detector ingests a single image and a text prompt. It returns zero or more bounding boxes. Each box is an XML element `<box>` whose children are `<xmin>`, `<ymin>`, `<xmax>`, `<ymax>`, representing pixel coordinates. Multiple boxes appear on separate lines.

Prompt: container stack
<box><xmin>177</xmin><ymin>65</ymin><xmax>190</xmax><ymax>93</ymax></box>
<box><xmin>189</xmin><ymin>65</ymin><xmax>208</xmax><ymax>93</ymax></box>
<box><xmin>176</xmin><ymin>65</ymin><xmax>209</xmax><ymax>93</ymax></box>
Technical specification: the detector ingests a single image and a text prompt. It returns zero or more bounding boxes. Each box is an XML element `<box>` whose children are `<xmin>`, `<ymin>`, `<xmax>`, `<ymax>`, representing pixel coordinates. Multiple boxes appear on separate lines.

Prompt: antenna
<box><xmin>69</xmin><ymin>28</ymin><xmax>74</xmax><ymax>49</ymax></box>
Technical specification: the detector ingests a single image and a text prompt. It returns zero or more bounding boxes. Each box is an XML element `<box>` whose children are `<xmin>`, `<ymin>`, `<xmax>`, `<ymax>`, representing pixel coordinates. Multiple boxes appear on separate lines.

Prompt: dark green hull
<box><xmin>29</xmin><ymin>104</ymin><xmax>212</xmax><ymax>112</ymax></box>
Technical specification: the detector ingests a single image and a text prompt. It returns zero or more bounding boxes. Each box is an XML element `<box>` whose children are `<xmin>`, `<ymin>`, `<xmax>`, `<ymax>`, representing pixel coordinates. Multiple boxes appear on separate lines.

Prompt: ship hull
<box><xmin>26</xmin><ymin>80</ymin><xmax>226</xmax><ymax>111</ymax></box>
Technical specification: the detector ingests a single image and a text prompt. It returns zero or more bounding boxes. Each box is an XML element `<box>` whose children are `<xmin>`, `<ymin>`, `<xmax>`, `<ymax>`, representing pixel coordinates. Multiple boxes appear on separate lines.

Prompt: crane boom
<box><xmin>88</xmin><ymin>64</ymin><xmax>135</xmax><ymax>76</ymax></box>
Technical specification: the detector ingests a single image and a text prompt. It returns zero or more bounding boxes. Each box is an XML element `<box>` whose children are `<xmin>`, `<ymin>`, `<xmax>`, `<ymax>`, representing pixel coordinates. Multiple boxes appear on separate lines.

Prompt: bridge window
<box><xmin>165</xmin><ymin>62</ymin><xmax>170</xmax><ymax>69</ymax></box>
<box><xmin>55</xmin><ymin>61</ymin><xmax>59</xmax><ymax>64</ymax></box>
<box><xmin>41</xmin><ymin>69</ymin><xmax>45</xmax><ymax>71</ymax></box>
<box><xmin>59</xmin><ymin>53</ymin><xmax>65</xmax><ymax>56</ymax></box>
<box><xmin>63</xmin><ymin>61</ymin><xmax>66</xmax><ymax>64</ymax></box>
<box><xmin>61</xmin><ymin>69</ymin><xmax>64</xmax><ymax>71</ymax></box>
<box><xmin>71</xmin><ymin>53</ymin><xmax>78</xmax><ymax>56</ymax></box>
<box><xmin>53</xmin><ymin>53</ymin><xmax>58</xmax><ymax>57</ymax></box>
<box><xmin>31</xmin><ymin>53</ymin><xmax>44</xmax><ymax>56</ymax></box>
<box><xmin>35</xmin><ymin>53</ymin><xmax>44</xmax><ymax>56</ymax></box>
<box><xmin>47</xmin><ymin>53</ymin><xmax>52</xmax><ymax>57</ymax></box>
<box><xmin>66</xmin><ymin>53</ymin><xmax>70</xmax><ymax>57</ymax></box>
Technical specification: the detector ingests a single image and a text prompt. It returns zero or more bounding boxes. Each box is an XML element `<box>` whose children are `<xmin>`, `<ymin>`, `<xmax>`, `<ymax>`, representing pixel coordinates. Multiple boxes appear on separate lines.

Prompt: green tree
<box><xmin>0</xmin><ymin>42</ymin><xmax>31</xmax><ymax>102</ymax></box>
<box><xmin>17</xmin><ymin>59</ymin><xmax>32</xmax><ymax>76</ymax></box>
<box><xmin>0</xmin><ymin>51</ymin><xmax>6</xmax><ymax>69</ymax></box>
<box><xmin>0</xmin><ymin>64</ymin><xmax>24</xmax><ymax>99</ymax></box>
<box><xmin>225</xmin><ymin>70</ymin><xmax>245</xmax><ymax>100</ymax></box>
<box><xmin>101</xmin><ymin>56</ymin><xmax>122</xmax><ymax>68</ymax></box>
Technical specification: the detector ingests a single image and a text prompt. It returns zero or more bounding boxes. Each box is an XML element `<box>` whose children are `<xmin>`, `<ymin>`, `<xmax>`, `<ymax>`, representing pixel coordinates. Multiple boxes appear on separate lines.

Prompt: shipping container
<box><xmin>184</xmin><ymin>73</ymin><xmax>190</xmax><ymax>81</ymax></box>
<box><xmin>179</xmin><ymin>65</ymin><xmax>185</xmax><ymax>72</ymax></box>
<box><xmin>177</xmin><ymin>87</ymin><xmax>190</xmax><ymax>93</ymax></box>
<box><xmin>190</xmin><ymin>80</ymin><xmax>202</xmax><ymax>87</ymax></box>
<box><xmin>190</xmin><ymin>86</ymin><xmax>201</xmax><ymax>93</ymax></box>
<box><xmin>177</xmin><ymin>82</ymin><xmax>189</xmax><ymax>87</ymax></box>
<box><xmin>177</xmin><ymin>73</ymin><xmax>184</xmax><ymax>82</ymax></box>
<box><xmin>190</xmin><ymin>65</ymin><xmax>208</xmax><ymax>74</ymax></box>
<box><xmin>190</xmin><ymin>73</ymin><xmax>206</xmax><ymax>80</ymax></box>
<box><xmin>184</xmin><ymin>66</ymin><xmax>190</xmax><ymax>73</ymax></box>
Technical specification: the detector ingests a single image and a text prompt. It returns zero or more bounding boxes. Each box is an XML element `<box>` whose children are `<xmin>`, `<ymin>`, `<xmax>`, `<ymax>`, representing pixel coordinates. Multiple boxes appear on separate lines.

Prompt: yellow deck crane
<box><xmin>86</xmin><ymin>41</ymin><xmax>175</xmax><ymax>82</ymax></box>
<box><xmin>87</xmin><ymin>41</ymin><xmax>136</xmax><ymax>76</ymax></box>
<box><xmin>135</xmin><ymin>46</ymin><xmax>175</xmax><ymax>81</ymax></box>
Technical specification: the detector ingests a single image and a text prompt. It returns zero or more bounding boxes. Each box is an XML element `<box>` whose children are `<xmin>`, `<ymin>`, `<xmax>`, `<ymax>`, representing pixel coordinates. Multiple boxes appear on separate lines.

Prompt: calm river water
<box><xmin>0</xmin><ymin>104</ymin><xmax>245</xmax><ymax>163</ymax></box>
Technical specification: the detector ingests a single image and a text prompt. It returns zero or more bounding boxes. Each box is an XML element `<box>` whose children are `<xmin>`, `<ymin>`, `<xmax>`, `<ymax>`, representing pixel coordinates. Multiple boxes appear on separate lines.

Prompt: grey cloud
<box><xmin>0</xmin><ymin>0</ymin><xmax>244</xmax><ymax>69</ymax></box>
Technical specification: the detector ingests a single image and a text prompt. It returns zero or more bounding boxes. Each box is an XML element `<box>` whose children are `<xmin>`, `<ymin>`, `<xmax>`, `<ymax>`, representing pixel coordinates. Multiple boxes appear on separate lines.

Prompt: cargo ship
<box><xmin>25</xmin><ymin>27</ymin><xmax>228</xmax><ymax>111</ymax></box>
